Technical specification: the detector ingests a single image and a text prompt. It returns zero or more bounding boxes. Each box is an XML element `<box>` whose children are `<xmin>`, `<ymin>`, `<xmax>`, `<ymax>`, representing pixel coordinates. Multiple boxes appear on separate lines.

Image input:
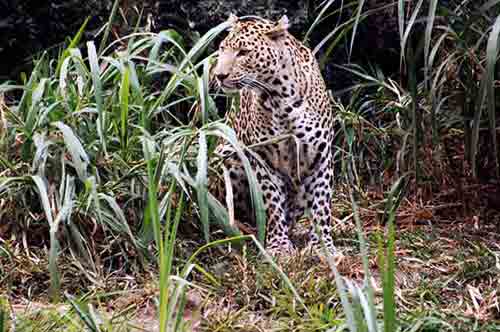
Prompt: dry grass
<box><xmin>2</xmin><ymin>181</ymin><xmax>499</xmax><ymax>331</ymax></box>
<box><xmin>1</xmin><ymin>1</ymin><xmax>500</xmax><ymax>331</ymax></box>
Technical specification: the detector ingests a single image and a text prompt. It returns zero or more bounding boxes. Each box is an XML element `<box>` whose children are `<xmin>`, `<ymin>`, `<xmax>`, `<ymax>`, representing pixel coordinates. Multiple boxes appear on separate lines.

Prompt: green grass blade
<box><xmin>314</xmin><ymin>16</ymin><xmax>355</xmax><ymax>56</ymax></box>
<box><xmin>471</xmin><ymin>15</ymin><xmax>500</xmax><ymax>178</ymax></box>
<box><xmin>148</xmin><ymin>29</ymin><xmax>186</xmax><ymax>71</ymax></box>
<box><xmin>0</xmin><ymin>297</ymin><xmax>6</xmax><ymax>332</ymax></box>
<box><xmin>98</xmin><ymin>194</ymin><xmax>142</xmax><ymax>253</ymax></box>
<box><xmin>151</xmin><ymin>21</ymin><xmax>231</xmax><ymax>113</ymax></box>
<box><xmin>401</xmin><ymin>0</ymin><xmax>424</xmax><ymax>67</ymax></box>
<box><xmin>165</xmin><ymin>193</ymin><xmax>187</xmax><ymax>330</ymax></box>
<box><xmin>471</xmin><ymin>78</ymin><xmax>487</xmax><ymax>178</ymax></box>
<box><xmin>304</xmin><ymin>0</ymin><xmax>337</xmax><ymax>43</ymax></box>
<box><xmin>383</xmin><ymin>202</ymin><xmax>397</xmax><ymax>332</ymax></box>
<box><xmin>407</xmin><ymin>44</ymin><xmax>419</xmax><ymax>183</ymax></box>
<box><xmin>381</xmin><ymin>176</ymin><xmax>407</xmax><ymax>332</ymax></box>
<box><xmin>207</xmin><ymin>192</ymin><xmax>242</xmax><ymax>237</ymax></box>
<box><xmin>142</xmin><ymin>136</ymin><xmax>169</xmax><ymax>332</ymax></box>
<box><xmin>98</xmin><ymin>0</ymin><xmax>120</xmax><ymax>55</ymax></box>
<box><xmin>53</xmin><ymin>121</ymin><xmax>90</xmax><ymax>181</ymax></box>
<box><xmin>350</xmin><ymin>192</ymin><xmax>377</xmax><ymax>332</ymax></box>
<box><xmin>253</xmin><ymin>234</ymin><xmax>311</xmax><ymax>316</ymax></box>
<box><xmin>65</xmin><ymin>293</ymin><xmax>101</xmax><ymax>332</ymax></box>
<box><xmin>324</xmin><ymin>248</ymin><xmax>357</xmax><ymax>332</ymax></box>
<box><xmin>87</xmin><ymin>41</ymin><xmax>107</xmax><ymax>154</ymax></box>
<box><xmin>17</xmin><ymin>53</ymin><xmax>45</xmax><ymax>117</ymax></box>
<box><xmin>185</xmin><ymin>235</ymin><xmax>252</xmax><ymax>268</ymax></box>
<box><xmin>31</xmin><ymin>175</ymin><xmax>61</xmax><ymax>302</ymax></box>
<box><xmin>59</xmin><ymin>56</ymin><xmax>72</xmax><ymax>102</ymax></box>
<box><xmin>485</xmin><ymin>14</ymin><xmax>500</xmax><ymax>177</ymax></box>
<box><xmin>24</xmin><ymin>78</ymin><xmax>47</xmax><ymax>137</ymax></box>
<box><xmin>398</xmin><ymin>0</ymin><xmax>405</xmax><ymax>66</ymax></box>
<box><xmin>196</xmin><ymin>131</ymin><xmax>210</xmax><ymax>243</ymax></box>
<box><xmin>206</xmin><ymin>123</ymin><xmax>266</xmax><ymax>244</ymax></box>
<box><xmin>165</xmin><ymin>191</ymin><xmax>185</xmax><ymax>279</ymax></box>
<box><xmin>119</xmin><ymin>63</ymin><xmax>130</xmax><ymax>153</ymax></box>
<box><xmin>424</xmin><ymin>0</ymin><xmax>438</xmax><ymax>89</ymax></box>
<box><xmin>183</xmin><ymin>233</ymin><xmax>308</xmax><ymax>322</ymax></box>
<box><xmin>0</xmin><ymin>84</ymin><xmax>25</xmax><ymax>93</ymax></box>
<box><xmin>349</xmin><ymin>0</ymin><xmax>366</xmax><ymax>61</ymax></box>
<box><xmin>56</xmin><ymin>17</ymin><xmax>90</xmax><ymax>75</ymax></box>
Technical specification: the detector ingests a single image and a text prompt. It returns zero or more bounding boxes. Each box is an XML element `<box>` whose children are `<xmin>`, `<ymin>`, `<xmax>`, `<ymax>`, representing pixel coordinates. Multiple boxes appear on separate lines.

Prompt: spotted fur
<box><xmin>213</xmin><ymin>15</ymin><xmax>335</xmax><ymax>255</ymax></box>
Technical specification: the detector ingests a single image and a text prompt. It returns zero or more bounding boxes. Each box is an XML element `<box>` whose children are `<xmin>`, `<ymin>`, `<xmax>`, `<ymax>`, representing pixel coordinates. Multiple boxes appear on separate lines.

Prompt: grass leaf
<box><xmin>53</xmin><ymin>121</ymin><xmax>90</xmax><ymax>181</ymax></box>
<box><xmin>424</xmin><ymin>0</ymin><xmax>439</xmax><ymax>89</ymax></box>
<box><xmin>349</xmin><ymin>0</ymin><xmax>366</xmax><ymax>61</ymax></box>
<box><xmin>87</xmin><ymin>41</ymin><xmax>107</xmax><ymax>154</ymax></box>
<box><xmin>98</xmin><ymin>0</ymin><xmax>120</xmax><ymax>56</ymax></box>
<box><xmin>485</xmin><ymin>14</ymin><xmax>500</xmax><ymax>177</ymax></box>
<box><xmin>196</xmin><ymin>131</ymin><xmax>210</xmax><ymax>242</ymax></box>
<box><xmin>119</xmin><ymin>63</ymin><xmax>130</xmax><ymax>153</ymax></box>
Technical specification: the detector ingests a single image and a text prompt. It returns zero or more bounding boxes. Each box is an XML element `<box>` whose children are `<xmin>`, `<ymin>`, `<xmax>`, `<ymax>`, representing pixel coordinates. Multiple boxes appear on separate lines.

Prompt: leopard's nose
<box><xmin>216</xmin><ymin>73</ymin><xmax>229</xmax><ymax>81</ymax></box>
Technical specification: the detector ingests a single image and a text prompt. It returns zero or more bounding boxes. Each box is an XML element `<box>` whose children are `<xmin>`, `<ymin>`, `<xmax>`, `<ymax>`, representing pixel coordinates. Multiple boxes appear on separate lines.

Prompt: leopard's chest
<box><xmin>230</xmin><ymin>80</ymin><xmax>331</xmax><ymax>179</ymax></box>
<box><xmin>235</xmin><ymin>106</ymin><xmax>323</xmax><ymax>183</ymax></box>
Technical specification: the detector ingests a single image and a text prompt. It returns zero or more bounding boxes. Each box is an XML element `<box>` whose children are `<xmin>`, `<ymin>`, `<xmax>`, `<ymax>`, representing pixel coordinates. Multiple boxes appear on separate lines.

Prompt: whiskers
<box><xmin>218</xmin><ymin>74</ymin><xmax>275</xmax><ymax>96</ymax></box>
<box><xmin>241</xmin><ymin>76</ymin><xmax>274</xmax><ymax>95</ymax></box>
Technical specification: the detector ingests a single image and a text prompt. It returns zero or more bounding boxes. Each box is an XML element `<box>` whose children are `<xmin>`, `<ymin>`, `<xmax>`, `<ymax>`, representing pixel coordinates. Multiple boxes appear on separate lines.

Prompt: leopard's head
<box><xmin>214</xmin><ymin>14</ymin><xmax>291</xmax><ymax>93</ymax></box>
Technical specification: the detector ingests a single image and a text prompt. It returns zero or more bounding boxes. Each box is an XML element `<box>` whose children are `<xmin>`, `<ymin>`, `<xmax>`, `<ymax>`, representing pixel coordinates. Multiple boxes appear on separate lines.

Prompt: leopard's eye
<box><xmin>237</xmin><ymin>49</ymin><xmax>251</xmax><ymax>57</ymax></box>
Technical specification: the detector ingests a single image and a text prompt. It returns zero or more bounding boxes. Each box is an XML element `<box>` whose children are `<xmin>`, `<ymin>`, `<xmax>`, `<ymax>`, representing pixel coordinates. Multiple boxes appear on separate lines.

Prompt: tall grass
<box><xmin>0</xmin><ymin>3</ymin><xmax>270</xmax><ymax>329</ymax></box>
<box><xmin>0</xmin><ymin>8</ymin><xmax>249</xmax><ymax>301</ymax></box>
<box><xmin>1</xmin><ymin>0</ymin><xmax>498</xmax><ymax>330</ymax></box>
<box><xmin>309</xmin><ymin>0</ymin><xmax>500</xmax><ymax>330</ymax></box>
<box><xmin>401</xmin><ymin>1</ymin><xmax>500</xmax><ymax>180</ymax></box>
<box><xmin>316</xmin><ymin>0</ymin><xmax>500</xmax><ymax>184</ymax></box>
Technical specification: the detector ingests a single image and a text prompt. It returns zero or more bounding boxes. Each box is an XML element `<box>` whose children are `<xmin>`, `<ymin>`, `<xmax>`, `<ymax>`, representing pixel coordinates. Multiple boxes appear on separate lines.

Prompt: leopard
<box><xmin>212</xmin><ymin>14</ymin><xmax>336</xmax><ymax>256</ymax></box>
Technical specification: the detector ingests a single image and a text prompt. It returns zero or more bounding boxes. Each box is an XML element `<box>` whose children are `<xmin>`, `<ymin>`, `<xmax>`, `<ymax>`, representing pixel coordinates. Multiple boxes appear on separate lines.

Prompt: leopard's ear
<box><xmin>266</xmin><ymin>15</ymin><xmax>290</xmax><ymax>40</ymax></box>
<box><xmin>227</xmin><ymin>13</ymin><xmax>239</xmax><ymax>26</ymax></box>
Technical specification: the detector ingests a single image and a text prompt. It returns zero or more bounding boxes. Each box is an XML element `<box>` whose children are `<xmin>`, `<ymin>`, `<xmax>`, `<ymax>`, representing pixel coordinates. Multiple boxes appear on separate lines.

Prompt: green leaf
<box><xmin>398</xmin><ymin>0</ymin><xmax>405</xmax><ymax>64</ymax></box>
<box><xmin>485</xmin><ymin>14</ymin><xmax>500</xmax><ymax>177</ymax></box>
<box><xmin>350</xmin><ymin>192</ymin><xmax>377</xmax><ymax>332</ymax></box>
<box><xmin>151</xmin><ymin>20</ymin><xmax>231</xmax><ymax>114</ymax></box>
<box><xmin>303</xmin><ymin>0</ymin><xmax>338</xmax><ymax>43</ymax></box>
<box><xmin>66</xmin><ymin>293</ymin><xmax>101</xmax><ymax>332</ymax></box>
<box><xmin>98</xmin><ymin>0</ymin><xmax>120</xmax><ymax>55</ymax></box>
<box><xmin>349</xmin><ymin>0</ymin><xmax>366</xmax><ymax>61</ymax></box>
<box><xmin>17</xmin><ymin>53</ymin><xmax>45</xmax><ymax>118</ymax></box>
<box><xmin>424</xmin><ymin>0</ymin><xmax>438</xmax><ymax>89</ymax></box>
<box><xmin>24</xmin><ymin>78</ymin><xmax>47</xmax><ymax>137</ymax></box>
<box><xmin>119</xmin><ymin>64</ymin><xmax>130</xmax><ymax>152</ymax></box>
<box><xmin>400</xmin><ymin>0</ymin><xmax>424</xmax><ymax>67</ymax></box>
<box><xmin>56</xmin><ymin>17</ymin><xmax>90</xmax><ymax>75</ymax></box>
<box><xmin>53</xmin><ymin>121</ymin><xmax>90</xmax><ymax>181</ymax></box>
<box><xmin>87</xmin><ymin>41</ymin><xmax>107</xmax><ymax>154</ymax></box>
<box><xmin>196</xmin><ymin>131</ymin><xmax>210</xmax><ymax>242</ymax></box>
<box><xmin>471</xmin><ymin>14</ymin><xmax>500</xmax><ymax>178</ymax></box>
<box><xmin>31</xmin><ymin>175</ymin><xmax>61</xmax><ymax>302</ymax></box>
<box><xmin>205</xmin><ymin>122</ymin><xmax>266</xmax><ymax>244</ymax></box>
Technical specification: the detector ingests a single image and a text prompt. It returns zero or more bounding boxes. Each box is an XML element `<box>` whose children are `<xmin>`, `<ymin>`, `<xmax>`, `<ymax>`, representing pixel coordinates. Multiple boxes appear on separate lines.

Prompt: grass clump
<box><xmin>1</xmin><ymin>0</ymin><xmax>500</xmax><ymax>331</ymax></box>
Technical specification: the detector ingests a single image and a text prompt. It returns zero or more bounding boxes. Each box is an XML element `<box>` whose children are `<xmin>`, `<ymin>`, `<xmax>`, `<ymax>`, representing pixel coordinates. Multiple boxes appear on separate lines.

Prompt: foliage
<box><xmin>0</xmin><ymin>0</ymin><xmax>499</xmax><ymax>331</ymax></box>
<box><xmin>0</xmin><ymin>0</ymin><xmax>158</xmax><ymax>80</ymax></box>
<box><xmin>0</xmin><ymin>2</ymin><xmax>241</xmax><ymax>301</ymax></box>
<box><xmin>0</xmin><ymin>1</ymin><xmax>269</xmax><ymax>329</ymax></box>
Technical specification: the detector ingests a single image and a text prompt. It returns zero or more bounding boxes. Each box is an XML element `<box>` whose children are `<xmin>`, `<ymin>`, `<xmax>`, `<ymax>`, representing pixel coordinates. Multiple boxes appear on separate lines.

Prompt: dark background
<box><xmin>0</xmin><ymin>0</ymin><xmax>400</xmax><ymax>87</ymax></box>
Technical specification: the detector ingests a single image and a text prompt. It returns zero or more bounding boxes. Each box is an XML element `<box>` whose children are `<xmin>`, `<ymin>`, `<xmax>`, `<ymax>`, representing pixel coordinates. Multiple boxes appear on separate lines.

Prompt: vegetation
<box><xmin>0</xmin><ymin>0</ymin><xmax>499</xmax><ymax>331</ymax></box>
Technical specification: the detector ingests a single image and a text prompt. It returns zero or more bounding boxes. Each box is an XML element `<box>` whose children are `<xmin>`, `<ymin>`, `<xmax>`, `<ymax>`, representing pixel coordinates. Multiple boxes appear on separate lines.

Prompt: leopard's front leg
<box><xmin>306</xmin><ymin>147</ymin><xmax>337</xmax><ymax>255</ymax></box>
<box><xmin>254</xmin><ymin>165</ymin><xmax>295</xmax><ymax>256</ymax></box>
